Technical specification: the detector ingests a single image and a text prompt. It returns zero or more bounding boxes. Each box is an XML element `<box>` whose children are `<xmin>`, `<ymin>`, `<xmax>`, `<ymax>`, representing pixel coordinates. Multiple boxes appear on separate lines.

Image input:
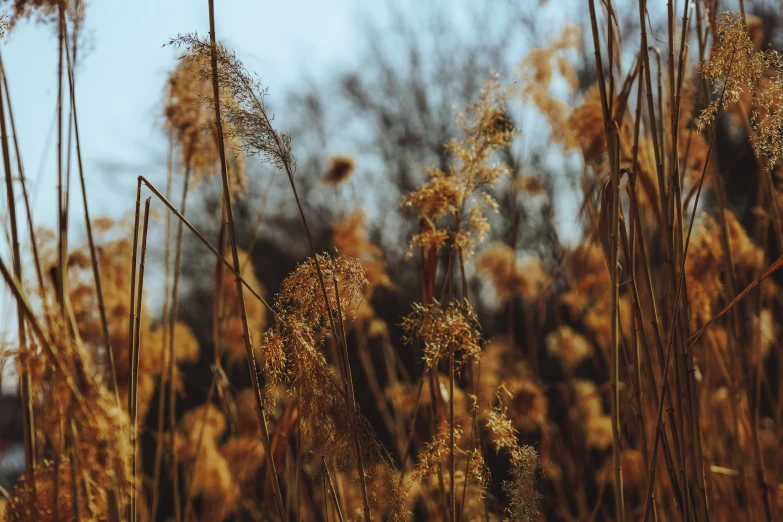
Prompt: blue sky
<box><xmin>2</xmin><ymin>0</ymin><xmax>363</xmax><ymax>232</ymax></box>
<box><xmin>0</xmin><ymin>0</ymin><xmax>368</xmax><ymax>376</ymax></box>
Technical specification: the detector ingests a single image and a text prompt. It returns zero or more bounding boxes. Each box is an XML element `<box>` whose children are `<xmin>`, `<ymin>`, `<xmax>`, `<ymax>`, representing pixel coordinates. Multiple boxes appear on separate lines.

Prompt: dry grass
<box><xmin>3</xmin><ymin>1</ymin><xmax>783</xmax><ymax>521</ymax></box>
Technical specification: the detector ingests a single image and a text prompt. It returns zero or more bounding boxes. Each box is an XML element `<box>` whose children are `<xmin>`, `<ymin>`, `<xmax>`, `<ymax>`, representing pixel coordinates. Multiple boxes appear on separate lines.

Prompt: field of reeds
<box><xmin>2</xmin><ymin>0</ymin><xmax>783</xmax><ymax>520</ymax></box>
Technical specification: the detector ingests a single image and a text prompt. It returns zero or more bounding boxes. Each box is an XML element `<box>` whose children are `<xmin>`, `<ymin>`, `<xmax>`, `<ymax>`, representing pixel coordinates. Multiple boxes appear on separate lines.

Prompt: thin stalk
<box><xmin>129</xmin><ymin>197</ymin><xmax>151</xmax><ymax>522</ymax></box>
<box><xmin>167</xmin><ymin>158</ymin><xmax>192</xmax><ymax>522</ymax></box>
<box><xmin>64</xmin><ymin>33</ymin><xmax>118</xmax><ymax>404</ymax></box>
<box><xmin>627</xmin><ymin>177</ymin><xmax>686</xmax><ymax>507</ymax></box>
<box><xmin>137</xmin><ymin>176</ymin><xmax>274</xmax><ymax>315</ymax></box>
<box><xmin>332</xmin><ymin>272</ymin><xmax>372</xmax><ymax>522</ymax></box>
<box><xmin>127</xmin><ymin>178</ymin><xmax>142</xmax><ymax>400</ymax></box>
<box><xmin>214</xmin><ymin>200</ymin><xmax>227</xmax><ymax>361</ymax></box>
<box><xmin>457</xmin><ymin>358</ymin><xmax>481</xmax><ymax>522</ymax></box>
<box><xmin>638</xmin><ymin>0</ymin><xmax>665</xmax><ymax>202</ymax></box>
<box><xmin>68</xmin><ymin>422</ymin><xmax>81</xmax><ymax>521</ymax></box>
<box><xmin>609</xmin><ymin>126</ymin><xmax>625</xmax><ymax>522</ymax></box>
<box><xmin>0</xmin><ymin>53</ymin><xmax>47</xmax><ymax>304</ymax></box>
<box><xmin>627</xmin><ymin>64</ymin><xmax>655</xmax><ymax>506</ymax></box>
<box><xmin>150</xmin><ymin>131</ymin><xmax>175</xmax><ymax>522</ymax></box>
<box><xmin>257</xmin><ymin>79</ymin><xmax>374</xmax><ymax>522</ymax></box>
<box><xmin>643</xmin><ymin>53</ymin><xmax>734</xmax><ymax>521</ymax></box>
<box><xmin>449</xmin><ymin>351</ymin><xmax>456</xmax><ymax>522</ymax></box>
<box><xmin>53</xmin><ymin>428</ymin><xmax>60</xmax><ymax>522</ymax></box>
<box><xmin>0</xmin><ymin>44</ymin><xmax>36</xmax><ymax>490</ymax></box>
<box><xmin>126</xmin><ymin>177</ymin><xmax>142</xmax><ymax>519</ymax></box>
<box><xmin>398</xmin><ymin>372</ymin><xmax>427</xmax><ymax>484</ymax></box>
<box><xmin>323</xmin><ymin>472</ymin><xmax>330</xmax><ymax>522</ymax></box>
<box><xmin>0</xmin><ymin>259</ymin><xmax>85</xmax><ymax>405</ymax></box>
<box><xmin>673</xmin><ymin>9</ymin><xmax>711</xmax><ymax>518</ymax></box>
<box><xmin>56</xmin><ymin>0</ymin><xmax>67</xmax><ymax>315</ymax></box>
<box><xmin>206</xmin><ymin>3</ymin><xmax>287</xmax><ymax>519</ymax></box>
<box><xmin>323</xmin><ymin>456</ymin><xmax>347</xmax><ymax>522</ymax></box>
<box><xmin>296</xmin><ymin>415</ymin><xmax>302</xmax><ymax>522</ymax></box>
<box><xmin>587</xmin><ymin>0</ymin><xmax>625</xmax><ymax>517</ymax></box>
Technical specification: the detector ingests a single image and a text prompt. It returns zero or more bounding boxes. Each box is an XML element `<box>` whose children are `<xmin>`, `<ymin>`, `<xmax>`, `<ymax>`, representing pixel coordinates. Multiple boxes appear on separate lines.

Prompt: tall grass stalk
<box><xmin>332</xmin><ymin>269</ymin><xmax>372</xmax><ymax>521</ymax></box>
<box><xmin>0</xmin><ymin>54</ymin><xmax>47</xmax><ymax>307</ymax></box>
<box><xmin>129</xmin><ymin>196</ymin><xmax>151</xmax><ymax>522</ymax></box>
<box><xmin>0</xmin><ymin>41</ymin><xmax>37</xmax><ymax>492</ymax></box>
<box><xmin>56</xmin><ymin>1</ymin><xmax>67</xmax><ymax>316</ymax></box>
<box><xmin>643</xmin><ymin>47</ymin><xmax>735</xmax><ymax>522</ymax></box>
<box><xmin>150</xmin><ymin>131</ymin><xmax>175</xmax><ymax>521</ymax></box>
<box><xmin>64</xmin><ymin>32</ymin><xmax>118</xmax><ymax>404</ymax></box>
<box><xmin>167</xmin><ymin>154</ymin><xmax>191</xmax><ymax>522</ymax></box>
<box><xmin>323</xmin><ymin>456</ymin><xmax>347</xmax><ymax>522</ymax></box>
<box><xmin>205</xmin><ymin>2</ymin><xmax>287</xmax><ymax>519</ymax></box>
<box><xmin>587</xmin><ymin>0</ymin><xmax>625</xmax><ymax>517</ymax></box>
<box><xmin>138</xmin><ymin>176</ymin><xmax>273</xmax><ymax>312</ymax></box>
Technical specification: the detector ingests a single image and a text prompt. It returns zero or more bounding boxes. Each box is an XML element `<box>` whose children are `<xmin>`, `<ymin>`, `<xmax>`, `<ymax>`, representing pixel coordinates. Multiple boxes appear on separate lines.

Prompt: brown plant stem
<box><xmin>332</xmin><ymin>271</ymin><xmax>372</xmax><ymax>521</ymax></box>
<box><xmin>206</xmin><ymin>2</ymin><xmax>287</xmax><ymax>519</ymax></box>
<box><xmin>68</xmin><ymin>421</ymin><xmax>81</xmax><ymax>521</ymax></box>
<box><xmin>167</xmin><ymin>157</ymin><xmax>191</xmax><ymax>522</ymax></box>
<box><xmin>323</xmin><ymin>456</ymin><xmax>347</xmax><ymax>522</ymax></box>
<box><xmin>449</xmin><ymin>350</ymin><xmax>456</xmax><ymax>522</ymax></box>
<box><xmin>627</xmin><ymin>64</ymin><xmax>656</xmax><ymax>514</ymax></box>
<box><xmin>0</xmin><ymin>259</ymin><xmax>86</xmax><ymax>408</ymax></box>
<box><xmin>638</xmin><ymin>0</ymin><xmax>665</xmax><ymax>208</ymax></box>
<box><xmin>138</xmin><ymin>176</ymin><xmax>274</xmax><ymax>315</ymax></box>
<box><xmin>64</xmin><ymin>30</ymin><xmax>119</xmax><ymax>405</ymax></box>
<box><xmin>643</xmin><ymin>51</ymin><xmax>735</xmax><ymax>522</ymax></box>
<box><xmin>398</xmin><ymin>371</ymin><xmax>427</xmax><ymax>485</ymax></box>
<box><xmin>150</xmin><ymin>131</ymin><xmax>175</xmax><ymax>522</ymax></box>
<box><xmin>0</xmin><ymin>43</ymin><xmax>37</xmax><ymax>492</ymax></box>
<box><xmin>0</xmin><ymin>53</ymin><xmax>47</xmax><ymax>306</ymax></box>
<box><xmin>56</xmin><ymin>0</ymin><xmax>68</xmax><ymax>318</ymax></box>
<box><xmin>587</xmin><ymin>0</ymin><xmax>625</xmax><ymax>517</ymax></box>
<box><xmin>265</xmin><ymin>90</ymin><xmax>375</xmax><ymax>522</ymax></box>
<box><xmin>129</xmin><ymin>197</ymin><xmax>151</xmax><ymax>522</ymax></box>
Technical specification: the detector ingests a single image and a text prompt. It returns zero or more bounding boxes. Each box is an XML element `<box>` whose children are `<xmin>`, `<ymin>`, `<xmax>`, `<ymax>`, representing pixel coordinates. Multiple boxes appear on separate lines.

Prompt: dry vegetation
<box><xmin>2</xmin><ymin>0</ymin><xmax>783</xmax><ymax>521</ymax></box>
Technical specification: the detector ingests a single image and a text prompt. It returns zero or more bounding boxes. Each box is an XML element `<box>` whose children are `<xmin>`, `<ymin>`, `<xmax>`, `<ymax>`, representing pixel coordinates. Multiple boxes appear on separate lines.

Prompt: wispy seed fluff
<box><xmin>167</xmin><ymin>33</ymin><xmax>296</xmax><ymax>173</ymax></box>
<box><xmin>275</xmin><ymin>253</ymin><xmax>368</xmax><ymax>330</ymax></box>
<box><xmin>164</xmin><ymin>57</ymin><xmax>246</xmax><ymax>194</ymax></box>
<box><xmin>258</xmin><ymin>253</ymin><xmax>407</xmax><ymax>520</ymax></box>
<box><xmin>402</xmin><ymin>74</ymin><xmax>513</xmax><ymax>257</ymax></box>
<box><xmin>323</xmin><ymin>155</ymin><xmax>355</xmax><ymax>185</ymax></box>
<box><xmin>8</xmin><ymin>316</ymin><xmax>132</xmax><ymax>521</ymax></box>
<box><xmin>698</xmin><ymin>11</ymin><xmax>767</xmax><ymax>131</ymax></box>
<box><xmin>259</xmin><ymin>253</ymin><xmax>367</xmax><ymax>413</ymax></box>
<box><xmin>475</xmin><ymin>242</ymin><xmax>550</xmax><ymax>302</ymax></box>
<box><xmin>401</xmin><ymin>299</ymin><xmax>483</xmax><ymax>371</ymax></box>
<box><xmin>485</xmin><ymin>386</ymin><xmax>542</xmax><ymax>522</ymax></box>
<box><xmin>545</xmin><ymin>325</ymin><xmax>593</xmax><ymax>370</ymax></box>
